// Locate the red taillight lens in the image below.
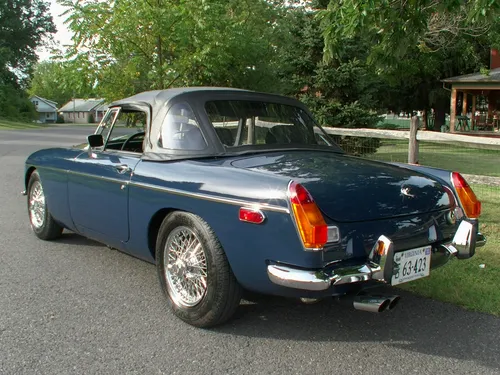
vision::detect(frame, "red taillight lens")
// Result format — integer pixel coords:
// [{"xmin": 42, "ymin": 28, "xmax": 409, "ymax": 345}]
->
[
  {"xmin": 451, "ymin": 172, "xmax": 481, "ymax": 218},
  {"xmin": 289, "ymin": 181, "xmax": 327, "ymax": 249},
  {"xmin": 239, "ymin": 207, "xmax": 265, "ymax": 224}
]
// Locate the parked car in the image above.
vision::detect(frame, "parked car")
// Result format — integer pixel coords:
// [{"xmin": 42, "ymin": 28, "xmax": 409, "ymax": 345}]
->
[{"xmin": 23, "ymin": 88, "xmax": 486, "ymax": 327}]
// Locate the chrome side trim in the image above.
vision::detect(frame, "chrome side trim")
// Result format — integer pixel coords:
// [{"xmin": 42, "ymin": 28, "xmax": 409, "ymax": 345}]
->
[
  {"xmin": 67, "ymin": 169, "xmax": 127, "ymax": 185},
  {"xmin": 129, "ymin": 181, "xmax": 290, "ymax": 214},
  {"xmin": 33, "ymin": 166, "xmax": 126, "ymax": 185},
  {"xmin": 30, "ymin": 166, "xmax": 289, "ymax": 213}
]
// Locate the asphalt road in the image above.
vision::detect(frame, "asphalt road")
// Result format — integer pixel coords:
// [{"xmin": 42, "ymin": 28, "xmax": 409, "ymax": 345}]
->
[{"xmin": 1, "ymin": 126, "xmax": 500, "ymax": 375}]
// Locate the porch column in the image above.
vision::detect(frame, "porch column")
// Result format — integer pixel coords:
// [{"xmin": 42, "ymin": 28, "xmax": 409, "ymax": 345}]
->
[
  {"xmin": 450, "ymin": 88, "xmax": 457, "ymax": 133},
  {"xmin": 472, "ymin": 95, "xmax": 477, "ymax": 130},
  {"xmin": 462, "ymin": 92, "xmax": 468, "ymax": 115}
]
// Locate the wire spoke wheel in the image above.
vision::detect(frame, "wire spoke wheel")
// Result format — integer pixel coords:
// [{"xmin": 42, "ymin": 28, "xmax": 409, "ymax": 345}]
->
[
  {"xmin": 28, "ymin": 180, "xmax": 46, "ymax": 229},
  {"xmin": 164, "ymin": 226, "xmax": 208, "ymax": 307}
]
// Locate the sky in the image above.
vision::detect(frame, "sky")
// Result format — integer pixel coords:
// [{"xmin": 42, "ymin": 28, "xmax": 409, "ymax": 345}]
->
[{"xmin": 36, "ymin": 0, "xmax": 73, "ymax": 61}]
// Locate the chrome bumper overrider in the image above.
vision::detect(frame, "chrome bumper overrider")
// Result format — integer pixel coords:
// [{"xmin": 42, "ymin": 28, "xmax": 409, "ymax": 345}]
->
[{"xmin": 268, "ymin": 220, "xmax": 486, "ymax": 291}]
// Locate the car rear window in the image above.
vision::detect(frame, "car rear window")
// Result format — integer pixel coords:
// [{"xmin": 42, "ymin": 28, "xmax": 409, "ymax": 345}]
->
[{"xmin": 205, "ymin": 100, "xmax": 334, "ymax": 149}]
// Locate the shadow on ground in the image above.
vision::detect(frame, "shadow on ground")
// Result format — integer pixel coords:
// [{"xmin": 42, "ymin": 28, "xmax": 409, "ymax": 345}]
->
[{"xmin": 215, "ymin": 289, "xmax": 500, "ymax": 371}]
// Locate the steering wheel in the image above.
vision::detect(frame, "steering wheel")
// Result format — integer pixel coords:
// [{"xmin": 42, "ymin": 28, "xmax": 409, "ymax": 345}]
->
[{"xmin": 121, "ymin": 132, "xmax": 145, "ymax": 151}]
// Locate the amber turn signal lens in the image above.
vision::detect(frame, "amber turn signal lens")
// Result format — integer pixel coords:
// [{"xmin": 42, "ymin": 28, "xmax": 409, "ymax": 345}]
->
[
  {"xmin": 451, "ymin": 172, "xmax": 481, "ymax": 219},
  {"xmin": 289, "ymin": 182, "xmax": 327, "ymax": 249}
]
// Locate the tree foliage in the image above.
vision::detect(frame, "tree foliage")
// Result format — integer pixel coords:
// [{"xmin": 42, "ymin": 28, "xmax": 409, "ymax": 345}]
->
[
  {"xmin": 275, "ymin": 5, "xmax": 383, "ymax": 154},
  {"xmin": 0, "ymin": 0, "xmax": 55, "ymax": 119},
  {"xmin": 59, "ymin": 0, "xmax": 287, "ymax": 101},
  {"xmin": 29, "ymin": 60, "xmax": 97, "ymax": 107},
  {"xmin": 318, "ymin": 0, "xmax": 500, "ymax": 63},
  {"xmin": 316, "ymin": 0, "xmax": 500, "ymax": 129}
]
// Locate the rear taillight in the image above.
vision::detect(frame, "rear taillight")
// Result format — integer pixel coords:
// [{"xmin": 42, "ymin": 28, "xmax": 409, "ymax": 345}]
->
[
  {"xmin": 451, "ymin": 172, "xmax": 481, "ymax": 219},
  {"xmin": 288, "ymin": 181, "xmax": 327, "ymax": 249},
  {"xmin": 443, "ymin": 186, "xmax": 457, "ymax": 208}
]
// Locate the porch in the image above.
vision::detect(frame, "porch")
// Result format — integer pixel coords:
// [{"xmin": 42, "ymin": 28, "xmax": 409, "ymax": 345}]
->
[{"xmin": 442, "ymin": 68, "xmax": 500, "ymax": 134}]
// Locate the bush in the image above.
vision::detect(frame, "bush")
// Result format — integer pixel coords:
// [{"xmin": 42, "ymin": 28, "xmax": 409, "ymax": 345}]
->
[
  {"xmin": 88, "ymin": 113, "xmax": 95, "ymax": 123},
  {"xmin": 56, "ymin": 114, "xmax": 65, "ymax": 123}
]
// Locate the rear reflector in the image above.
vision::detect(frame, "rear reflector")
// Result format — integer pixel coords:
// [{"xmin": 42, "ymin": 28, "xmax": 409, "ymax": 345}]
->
[
  {"xmin": 289, "ymin": 181, "xmax": 327, "ymax": 249},
  {"xmin": 451, "ymin": 172, "xmax": 481, "ymax": 219},
  {"xmin": 239, "ymin": 207, "xmax": 265, "ymax": 224}
]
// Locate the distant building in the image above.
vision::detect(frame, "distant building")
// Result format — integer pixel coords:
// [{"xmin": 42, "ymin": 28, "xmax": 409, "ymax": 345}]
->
[
  {"xmin": 58, "ymin": 99, "xmax": 109, "ymax": 124},
  {"xmin": 29, "ymin": 96, "xmax": 58, "ymax": 123}
]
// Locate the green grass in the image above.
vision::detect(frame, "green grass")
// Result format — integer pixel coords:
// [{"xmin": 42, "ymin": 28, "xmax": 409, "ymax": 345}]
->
[
  {"xmin": 369, "ymin": 140, "xmax": 500, "ymax": 177},
  {"xmin": 399, "ymin": 185, "xmax": 500, "ymax": 316},
  {"xmin": 0, "ymin": 119, "xmax": 51, "ymax": 130}
]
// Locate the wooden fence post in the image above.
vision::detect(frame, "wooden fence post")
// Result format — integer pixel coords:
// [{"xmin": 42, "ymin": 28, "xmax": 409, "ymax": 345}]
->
[{"xmin": 408, "ymin": 115, "xmax": 419, "ymax": 164}]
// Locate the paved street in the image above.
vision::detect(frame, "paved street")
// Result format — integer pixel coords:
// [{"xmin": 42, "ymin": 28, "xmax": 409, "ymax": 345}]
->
[{"xmin": 1, "ymin": 126, "xmax": 500, "ymax": 375}]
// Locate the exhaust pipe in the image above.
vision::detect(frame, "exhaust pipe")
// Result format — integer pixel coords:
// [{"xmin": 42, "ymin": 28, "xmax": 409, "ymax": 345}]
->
[
  {"xmin": 386, "ymin": 295, "xmax": 400, "ymax": 310},
  {"xmin": 352, "ymin": 294, "xmax": 400, "ymax": 313}
]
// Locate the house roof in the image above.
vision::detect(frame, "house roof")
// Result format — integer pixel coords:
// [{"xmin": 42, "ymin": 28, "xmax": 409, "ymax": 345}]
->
[
  {"xmin": 29, "ymin": 95, "xmax": 58, "ymax": 110},
  {"xmin": 442, "ymin": 68, "xmax": 500, "ymax": 83},
  {"xmin": 94, "ymin": 102, "xmax": 110, "ymax": 112},
  {"xmin": 59, "ymin": 98, "xmax": 104, "ymax": 112}
]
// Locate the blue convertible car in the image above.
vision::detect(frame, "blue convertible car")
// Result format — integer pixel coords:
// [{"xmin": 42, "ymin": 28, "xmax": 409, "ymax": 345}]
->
[{"xmin": 24, "ymin": 88, "xmax": 485, "ymax": 327}]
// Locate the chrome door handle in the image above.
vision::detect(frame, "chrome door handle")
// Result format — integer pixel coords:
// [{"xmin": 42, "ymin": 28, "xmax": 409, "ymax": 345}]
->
[{"xmin": 115, "ymin": 164, "xmax": 131, "ymax": 174}]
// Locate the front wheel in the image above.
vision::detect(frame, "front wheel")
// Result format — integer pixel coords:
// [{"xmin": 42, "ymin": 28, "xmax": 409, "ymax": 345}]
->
[
  {"xmin": 156, "ymin": 212, "xmax": 241, "ymax": 328},
  {"xmin": 27, "ymin": 171, "xmax": 63, "ymax": 240}
]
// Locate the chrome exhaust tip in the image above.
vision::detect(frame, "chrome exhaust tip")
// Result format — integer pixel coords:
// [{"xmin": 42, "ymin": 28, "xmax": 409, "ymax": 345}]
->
[
  {"xmin": 353, "ymin": 295, "xmax": 391, "ymax": 313},
  {"xmin": 386, "ymin": 295, "xmax": 401, "ymax": 310}
]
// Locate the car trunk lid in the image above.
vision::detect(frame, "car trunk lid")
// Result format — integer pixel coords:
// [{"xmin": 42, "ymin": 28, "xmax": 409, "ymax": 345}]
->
[{"xmin": 230, "ymin": 151, "xmax": 451, "ymax": 222}]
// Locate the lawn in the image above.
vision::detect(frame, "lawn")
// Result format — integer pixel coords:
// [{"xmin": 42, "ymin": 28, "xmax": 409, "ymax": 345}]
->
[
  {"xmin": 369, "ymin": 139, "xmax": 500, "ymax": 177},
  {"xmin": 0, "ymin": 119, "xmax": 51, "ymax": 130},
  {"xmin": 399, "ymin": 185, "xmax": 500, "ymax": 316}
]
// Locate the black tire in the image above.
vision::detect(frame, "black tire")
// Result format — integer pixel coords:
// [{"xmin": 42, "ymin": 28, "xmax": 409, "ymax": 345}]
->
[
  {"xmin": 27, "ymin": 171, "xmax": 63, "ymax": 240},
  {"xmin": 156, "ymin": 211, "xmax": 241, "ymax": 328}
]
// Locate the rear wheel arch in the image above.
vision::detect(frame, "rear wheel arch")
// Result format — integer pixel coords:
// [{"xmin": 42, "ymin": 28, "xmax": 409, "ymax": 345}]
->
[
  {"xmin": 25, "ymin": 166, "xmax": 37, "ymax": 189},
  {"xmin": 148, "ymin": 208, "xmax": 178, "ymax": 260}
]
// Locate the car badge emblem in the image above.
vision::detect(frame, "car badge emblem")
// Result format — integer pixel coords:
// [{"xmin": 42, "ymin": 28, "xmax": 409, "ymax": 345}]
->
[{"xmin": 400, "ymin": 186, "xmax": 415, "ymax": 198}]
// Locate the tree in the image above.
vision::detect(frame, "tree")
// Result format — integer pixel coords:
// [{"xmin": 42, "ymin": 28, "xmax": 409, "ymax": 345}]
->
[
  {"xmin": 317, "ymin": 0, "xmax": 500, "ymax": 129},
  {"xmin": 275, "ymin": 4, "xmax": 383, "ymax": 154},
  {"xmin": 29, "ymin": 60, "xmax": 97, "ymax": 107},
  {"xmin": 0, "ymin": 0, "xmax": 55, "ymax": 119},
  {"xmin": 318, "ymin": 0, "xmax": 500, "ymax": 63},
  {"xmin": 59, "ymin": 0, "xmax": 287, "ymax": 101}
]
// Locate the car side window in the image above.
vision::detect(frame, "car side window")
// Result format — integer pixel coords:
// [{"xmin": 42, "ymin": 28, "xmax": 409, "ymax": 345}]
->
[
  {"xmin": 158, "ymin": 103, "xmax": 207, "ymax": 151},
  {"xmin": 98, "ymin": 108, "xmax": 120, "ymax": 143},
  {"xmin": 102, "ymin": 110, "xmax": 147, "ymax": 153}
]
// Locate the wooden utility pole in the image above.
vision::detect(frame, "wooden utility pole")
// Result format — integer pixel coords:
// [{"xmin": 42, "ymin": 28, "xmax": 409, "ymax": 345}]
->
[{"xmin": 408, "ymin": 114, "xmax": 419, "ymax": 164}]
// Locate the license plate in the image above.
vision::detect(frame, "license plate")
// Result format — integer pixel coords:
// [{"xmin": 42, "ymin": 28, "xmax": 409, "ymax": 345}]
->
[{"xmin": 391, "ymin": 246, "xmax": 431, "ymax": 286}]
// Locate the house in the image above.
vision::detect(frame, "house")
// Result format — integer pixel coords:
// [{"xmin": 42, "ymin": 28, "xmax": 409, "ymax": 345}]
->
[
  {"xmin": 29, "ymin": 96, "xmax": 58, "ymax": 123},
  {"xmin": 58, "ymin": 98, "xmax": 108, "ymax": 124}
]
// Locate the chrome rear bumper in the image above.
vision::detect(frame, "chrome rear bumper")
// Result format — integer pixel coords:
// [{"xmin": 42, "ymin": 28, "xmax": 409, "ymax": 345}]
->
[{"xmin": 268, "ymin": 220, "xmax": 485, "ymax": 292}]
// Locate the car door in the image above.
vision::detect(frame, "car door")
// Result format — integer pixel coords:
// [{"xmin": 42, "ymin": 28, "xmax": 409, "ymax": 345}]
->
[{"xmin": 67, "ymin": 107, "xmax": 144, "ymax": 244}]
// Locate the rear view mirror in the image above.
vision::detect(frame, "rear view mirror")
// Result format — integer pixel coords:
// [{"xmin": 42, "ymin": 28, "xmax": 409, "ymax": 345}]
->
[{"xmin": 87, "ymin": 134, "xmax": 104, "ymax": 148}]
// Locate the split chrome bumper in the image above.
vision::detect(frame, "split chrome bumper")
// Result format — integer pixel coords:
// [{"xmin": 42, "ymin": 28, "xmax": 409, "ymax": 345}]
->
[{"xmin": 267, "ymin": 220, "xmax": 486, "ymax": 292}]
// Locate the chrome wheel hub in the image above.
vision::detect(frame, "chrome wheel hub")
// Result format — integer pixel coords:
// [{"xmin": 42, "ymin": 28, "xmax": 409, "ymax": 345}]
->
[
  {"xmin": 29, "ymin": 181, "xmax": 45, "ymax": 229},
  {"xmin": 164, "ymin": 226, "xmax": 208, "ymax": 307}
]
